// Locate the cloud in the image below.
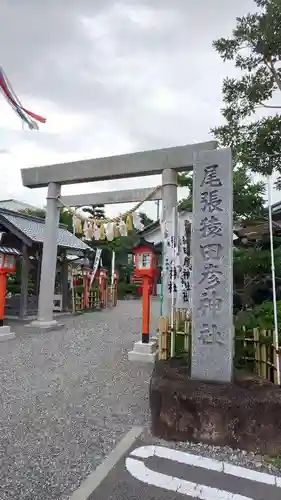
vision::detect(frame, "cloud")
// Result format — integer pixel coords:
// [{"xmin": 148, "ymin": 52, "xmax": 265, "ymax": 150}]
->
[{"xmin": 2, "ymin": 0, "xmax": 274, "ymax": 218}]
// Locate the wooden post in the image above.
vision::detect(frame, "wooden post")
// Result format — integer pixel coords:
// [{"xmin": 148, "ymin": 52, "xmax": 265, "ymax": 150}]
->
[
  {"xmin": 184, "ymin": 319, "xmax": 190, "ymax": 354},
  {"xmin": 157, "ymin": 316, "xmax": 168, "ymax": 360},
  {"xmin": 0, "ymin": 273, "xmax": 7, "ymax": 326},
  {"xmin": 104, "ymin": 275, "xmax": 107, "ymax": 307},
  {"xmin": 83, "ymin": 271, "xmax": 89, "ymax": 309},
  {"xmin": 273, "ymin": 335, "xmax": 279, "ymax": 385},
  {"xmin": 158, "ymin": 318, "xmax": 162, "ymax": 360},
  {"xmin": 70, "ymin": 266, "xmax": 76, "ymax": 314},
  {"xmin": 260, "ymin": 330, "xmax": 268, "ymax": 380},
  {"xmin": 111, "ymin": 285, "xmax": 115, "ymax": 307},
  {"xmin": 163, "ymin": 317, "xmax": 169, "ymax": 360},
  {"xmin": 35, "ymin": 252, "xmax": 42, "ymax": 296},
  {"xmin": 253, "ymin": 328, "xmax": 261, "ymax": 376},
  {"xmin": 61, "ymin": 252, "xmax": 69, "ymax": 312},
  {"xmin": 19, "ymin": 244, "xmax": 29, "ymax": 319}
]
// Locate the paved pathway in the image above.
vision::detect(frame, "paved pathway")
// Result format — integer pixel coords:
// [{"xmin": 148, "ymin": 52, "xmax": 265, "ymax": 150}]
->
[
  {"xmin": 0, "ymin": 300, "xmax": 159, "ymax": 500},
  {"xmin": 72, "ymin": 428, "xmax": 281, "ymax": 500}
]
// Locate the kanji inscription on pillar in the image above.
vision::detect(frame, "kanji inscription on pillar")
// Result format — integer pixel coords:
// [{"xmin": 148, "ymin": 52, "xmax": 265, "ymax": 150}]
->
[{"xmin": 191, "ymin": 149, "xmax": 233, "ymax": 382}]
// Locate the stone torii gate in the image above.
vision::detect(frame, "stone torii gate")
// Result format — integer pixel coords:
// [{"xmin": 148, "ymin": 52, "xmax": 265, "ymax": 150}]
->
[{"xmin": 21, "ymin": 140, "xmax": 233, "ymax": 383}]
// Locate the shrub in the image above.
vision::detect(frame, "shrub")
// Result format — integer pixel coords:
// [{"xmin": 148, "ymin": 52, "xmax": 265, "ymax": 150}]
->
[
  {"xmin": 73, "ymin": 284, "xmax": 84, "ymax": 295},
  {"xmin": 117, "ymin": 282, "xmax": 138, "ymax": 299},
  {"xmin": 235, "ymin": 300, "xmax": 281, "ymax": 333},
  {"xmin": 7, "ymin": 283, "xmax": 35, "ymax": 295},
  {"xmin": 234, "ymin": 300, "xmax": 281, "ymax": 373}
]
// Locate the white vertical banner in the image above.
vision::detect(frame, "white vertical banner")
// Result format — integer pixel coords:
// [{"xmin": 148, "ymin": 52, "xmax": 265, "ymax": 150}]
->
[
  {"xmin": 161, "ymin": 213, "xmax": 177, "ymax": 310},
  {"xmin": 111, "ymin": 250, "xmax": 116, "ymax": 286},
  {"xmin": 175, "ymin": 216, "xmax": 192, "ymax": 310},
  {"xmin": 161, "ymin": 213, "xmax": 192, "ymax": 312},
  {"xmin": 89, "ymin": 248, "xmax": 102, "ymax": 289}
]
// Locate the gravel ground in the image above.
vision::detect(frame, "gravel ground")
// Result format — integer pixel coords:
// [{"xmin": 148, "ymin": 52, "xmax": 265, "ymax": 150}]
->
[
  {"xmin": 0, "ymin": 300, "xmax": 159, "ymax": 500},
  {"xmin": 1, "ymin": 299, "xmax": 280, "ymax": 500}
]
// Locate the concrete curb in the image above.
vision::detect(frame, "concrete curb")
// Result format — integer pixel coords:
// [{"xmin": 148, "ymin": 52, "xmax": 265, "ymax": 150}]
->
[{"xmin": 69, "ymin": 426, "xmax": 143, "ymax": 500}]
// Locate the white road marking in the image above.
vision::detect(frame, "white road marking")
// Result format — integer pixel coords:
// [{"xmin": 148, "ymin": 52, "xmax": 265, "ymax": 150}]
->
[
  {"xmin": 131, "ymin": 445, "xmax": 223, "ymax": 472},
  {"xmin": 126, "ymin": 445, "xmax": 281, "ymax": 498},
  {"xmin": 130, "ymin": 445, "xmax": 281, "ymax": 487},
  {"xmin": 126, "ymin": 457, "xmax": 253, "ymax": 499}
]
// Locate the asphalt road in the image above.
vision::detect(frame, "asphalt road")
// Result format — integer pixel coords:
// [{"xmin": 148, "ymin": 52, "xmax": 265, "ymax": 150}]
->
[{"xmin": 72, "ymin": 428, "xmax": 281, "ymax": 500}]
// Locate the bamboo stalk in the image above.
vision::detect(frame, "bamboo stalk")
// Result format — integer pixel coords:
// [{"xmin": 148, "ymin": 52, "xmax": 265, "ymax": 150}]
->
[
  {"xmin": 163, "ymin": 317, "xmax": 169, "ymax": 360},
  {"xmin": 157, "ymin": 317, "xmax": 165, "ymax": 361},
  {"xmin": 260, "ymin": 330, "xmax": 267, "ymax": 379},
  {"xmin": 158, "ymin": 327, "xmax": 163, "ymax": 361},
  {"xmin": 253, "ymin": 328, "xmax": 261, "ymax": 376},
  {"xmin": 273, "ymin": 337, "xmax": 279, "ymax": 385},
  {"xmin": 170, "ymin": 320, "xmax": 175, "ymax": 359},
  {"xmin": 184, "ymin": 319, "xmax": 189, "ymax": 353},
  {"xmin": 155, "ymin": 317, "xmax": 276, "ymax": 384},
  {"xmin": 241, "ymin": 325, "xmax": 247, "ymax": 369}
]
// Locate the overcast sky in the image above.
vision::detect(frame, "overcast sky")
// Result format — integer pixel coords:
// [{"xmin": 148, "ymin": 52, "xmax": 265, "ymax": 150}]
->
[{"xmin": 0, "ymin": 0, "xmax": 275, "ymax": 218}]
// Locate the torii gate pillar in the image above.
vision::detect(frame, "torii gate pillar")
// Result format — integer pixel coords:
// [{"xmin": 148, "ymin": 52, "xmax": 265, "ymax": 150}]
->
[{"xmin": 29, "ymin": 182, "xmax": 62, "ymax": 330}]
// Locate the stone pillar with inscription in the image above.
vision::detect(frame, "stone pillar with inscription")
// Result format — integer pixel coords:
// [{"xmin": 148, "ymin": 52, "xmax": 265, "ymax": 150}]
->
[{"xmin": 191, "ymin": 148, "xmax": 233, "ymax": 383}]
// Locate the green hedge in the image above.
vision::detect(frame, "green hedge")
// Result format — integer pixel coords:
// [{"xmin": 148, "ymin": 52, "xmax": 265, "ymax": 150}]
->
[
  {"xmin": 234, "ymin": 300, "xmax": 281, "ymax": 371},
  {"xmin": 74, "ymin": 284, "xmax": 84, "ymax": 295},
  {"xmin": 117, "ymin": 282, "xmax": 138, "ymax": 299},
  {"xmin": 7, "ymin": 283, "xmax": 35, "ymax": 295},
  {"xmin": 235, "ymin": 300, "xmax": 281, "ymax": 334}
]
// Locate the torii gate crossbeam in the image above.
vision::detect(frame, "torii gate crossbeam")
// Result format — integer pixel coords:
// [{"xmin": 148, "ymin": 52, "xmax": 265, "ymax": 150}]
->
[{"xmin": 21, "ymin": 141, "xmax": 217, "ymax": 187}]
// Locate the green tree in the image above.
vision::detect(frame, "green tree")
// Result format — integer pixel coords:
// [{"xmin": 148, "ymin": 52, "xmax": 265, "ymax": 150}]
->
[
  {"xmin": 212, "ymin": 0, "xmax": 281, "ymax": 185},
  {"xmin": 178, "ymin": 165, "xmax": 265, "ymax": 221},
  {"xmin": 59, "ymin": 209, "xmax": 75, "ymax": 232},
  {"xmin": 138, "ymin": 211, "xmax": 154, "ymax": 227},
  {"xmin": 20, "ymin": 207, "xmax": 74, "ymax": 232},
  {"xmin": 233, "ymin": 236, "xmax": 281, "ymax": 310},
  {"xmin": 81, "ymin": 204, "xmax": 106, "ymax": 220}
]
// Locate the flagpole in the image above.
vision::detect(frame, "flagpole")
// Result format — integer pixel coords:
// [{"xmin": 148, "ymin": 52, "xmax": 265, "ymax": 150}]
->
[
  {"xmin": 160, "ymin": 215, "xmax": 164, "ymax": 316},
  {"xmin": 268, "ymin": 174, "xmax": 280, "ymax": 385},
  {"xmin": 71, "ymin": 215, "xmax": 76, "ymax": 314}
]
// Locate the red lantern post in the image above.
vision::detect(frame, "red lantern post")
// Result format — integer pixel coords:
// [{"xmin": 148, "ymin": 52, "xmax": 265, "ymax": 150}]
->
[
  {"xmin": 83, "ymin": 269, "xmax": 89, "ymax": 309},
  {"xmin": 98, "ymin": 269, "xmax": 108, "ymax": 308},
  {"xmin": 133, "ymin": 242, "xmax": 157, "ymax": 344},
  {"xmin": 0, "ymin": 248, "xmax": 20, "ymax": 337}
]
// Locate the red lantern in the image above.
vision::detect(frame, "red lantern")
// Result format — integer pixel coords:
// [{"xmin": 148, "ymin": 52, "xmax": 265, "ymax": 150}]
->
[
  {"xmin": 133, "ymin": 241, "xmax": 157, "ymax": 344},
  {"xmin": 0, "ymin": 247, "xmax": 21, "ymax": 326},
  {"xmin": 0, "ymin": 252, "xmax": 17, "ymax": 274}
]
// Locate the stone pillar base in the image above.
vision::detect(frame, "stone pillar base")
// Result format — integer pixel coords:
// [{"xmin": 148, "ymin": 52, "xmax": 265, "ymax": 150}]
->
[
  {"xmin": 150, "ymin": 358, "xmax": 281, "ymax": 455},
  {"xmin": 25, "ymin": 319, "xmax": 64, "ymax": 333},
  {"xmin": 0, "ymin": 325, "xmax": 16, "ymax": 342},
  {"xmin": 128, "ymin": 340, "xmax": 157, "ymax": 363}
]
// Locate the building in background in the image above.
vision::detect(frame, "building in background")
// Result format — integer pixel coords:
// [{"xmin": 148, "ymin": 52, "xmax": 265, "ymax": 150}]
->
[{"xmin": 0, "ymin": 199, "xmax": 42, "ymax": 213}]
